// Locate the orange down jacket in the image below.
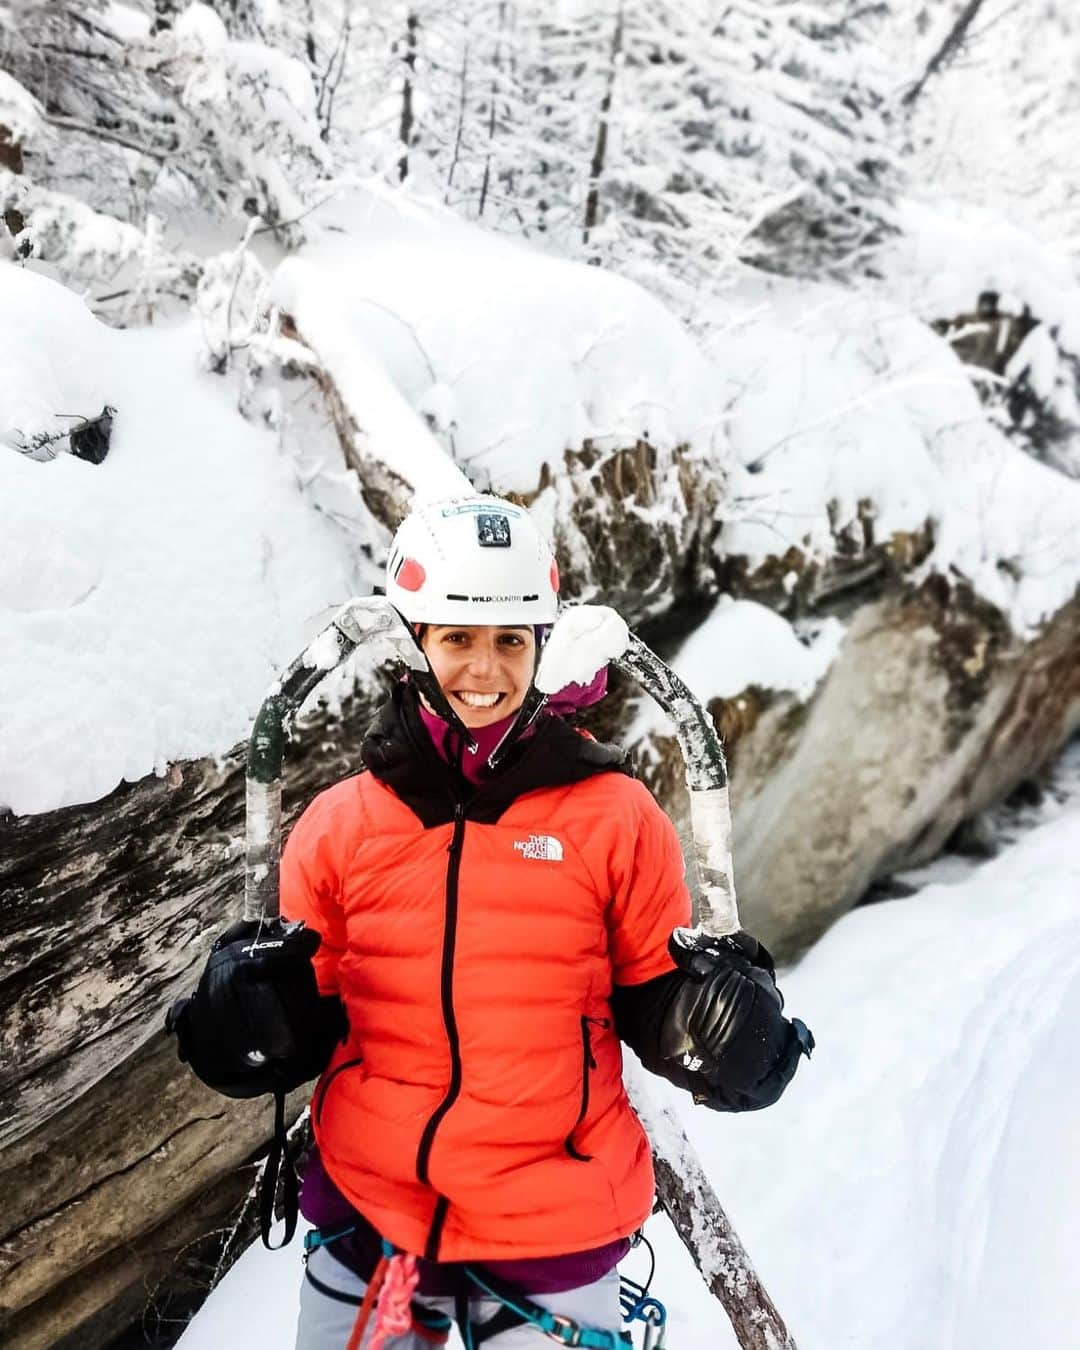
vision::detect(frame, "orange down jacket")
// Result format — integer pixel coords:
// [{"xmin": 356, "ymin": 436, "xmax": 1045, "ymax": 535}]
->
[{"xmin": 280, "ymin": 688, "xmax": 691, "ymax": 1262}]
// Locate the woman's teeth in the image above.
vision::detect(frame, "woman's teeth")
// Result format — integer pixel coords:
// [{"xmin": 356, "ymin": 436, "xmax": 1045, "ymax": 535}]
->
[{"xmin": 456, "ymin": 691, "xmax": 503, "ymax": 708}]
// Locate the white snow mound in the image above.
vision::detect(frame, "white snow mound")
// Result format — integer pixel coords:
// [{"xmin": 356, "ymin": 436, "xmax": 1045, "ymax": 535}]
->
[
  {"xmin": 269, "ymin": 182, "xmax": 726, "ymax": 497},
  {"xmin": 709, "ymin": 277, "xmax": 1080, "ymax": 634},
  {"xmin": 0, "ymin": 263, "xmax": 358, "ymax": 815}
]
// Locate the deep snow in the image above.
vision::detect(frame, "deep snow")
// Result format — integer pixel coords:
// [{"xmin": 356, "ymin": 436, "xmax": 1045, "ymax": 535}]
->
[
  {"xmin": 6, "ymin": 188, "xmax": 1080, "ymax": 816},
  {"xmin": 0, "ymin": 263, "xmax": 359, "ymax": 815}
]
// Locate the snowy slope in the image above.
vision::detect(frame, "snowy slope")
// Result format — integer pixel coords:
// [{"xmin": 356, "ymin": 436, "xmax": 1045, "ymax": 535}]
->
[
  {"xmin": 0, "ymin": 263, "xmax": 360, "ymax": 815},
  {"xmin": 176, "ymin": 784, "xmax": 1080, "ymax": 1350},
  {"xmin": 6, "ymin": 195, "xmax": 1080, "ymax": 818},
  {"xmin": 268, "ymin": 182, "xmax": 726, "ymax": 496}
]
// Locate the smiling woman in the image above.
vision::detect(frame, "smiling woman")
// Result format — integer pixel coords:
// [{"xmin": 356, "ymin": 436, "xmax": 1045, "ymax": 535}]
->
[
  {"xmin": 420, "ymin": 624, "xmax": 536, "ymax": 728},
  {"xmin": 168, "ymin": 492, "xmax": 809, "ymax": 1350}
]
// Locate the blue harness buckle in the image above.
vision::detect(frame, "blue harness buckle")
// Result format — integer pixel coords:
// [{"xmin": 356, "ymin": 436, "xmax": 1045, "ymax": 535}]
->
[{"xmin": 546, "ymin": 1313, "xmax": 584, "ymax": 1347}]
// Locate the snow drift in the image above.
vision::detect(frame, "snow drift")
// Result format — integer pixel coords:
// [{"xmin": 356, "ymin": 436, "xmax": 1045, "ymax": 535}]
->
[{"xmin": 0, "ymin": 263, "xmax": 357, "ymax": 815}]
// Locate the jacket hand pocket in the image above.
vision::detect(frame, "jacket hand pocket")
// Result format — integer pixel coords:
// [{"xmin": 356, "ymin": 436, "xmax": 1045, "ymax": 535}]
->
[{"xmin": 564, "ymin": 1015, "xmax": 609, "ymax": 1161}]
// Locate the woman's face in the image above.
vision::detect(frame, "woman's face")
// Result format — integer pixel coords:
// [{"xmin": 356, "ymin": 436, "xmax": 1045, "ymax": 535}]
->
[{"xmin": 421, "ymin": 624, "xmax": 536, "ymax": 729}]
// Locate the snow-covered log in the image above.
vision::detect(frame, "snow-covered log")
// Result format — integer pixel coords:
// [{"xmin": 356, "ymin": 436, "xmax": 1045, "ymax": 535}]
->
[{"xmin": 626, "ymin": 1061, "xmax": 797, "ymax": 1350}]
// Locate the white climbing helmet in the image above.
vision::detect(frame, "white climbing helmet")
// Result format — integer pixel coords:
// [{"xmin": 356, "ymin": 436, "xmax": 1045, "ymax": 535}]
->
[{"xmin": 386, "ymin": 494, "xmax": 560, "ymax": 625}]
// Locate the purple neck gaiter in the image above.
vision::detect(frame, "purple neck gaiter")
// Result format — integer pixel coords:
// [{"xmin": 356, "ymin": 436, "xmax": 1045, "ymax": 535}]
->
[
  {"xmin": 415, "ymin": 666, "xmax": 608, "ymax": 786},
  {"xmin": 417, "ymin": 701, "xmax": 523, "ymax": 785}
]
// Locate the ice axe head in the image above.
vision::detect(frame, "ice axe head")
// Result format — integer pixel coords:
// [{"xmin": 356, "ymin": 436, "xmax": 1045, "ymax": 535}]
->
[{"xmin": 332, "ymin": 597, "xmax": 478, "ymax": 751}]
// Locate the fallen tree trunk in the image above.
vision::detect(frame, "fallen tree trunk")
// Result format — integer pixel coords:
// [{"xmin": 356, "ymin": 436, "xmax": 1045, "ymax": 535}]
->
[
  {"xmin": 0, "ymin": 690, "xmax": 379, "ymax": 1348},
  {"xmin": 626, "ymin": 1063, "xmax": 798, "ymax": 1350}
]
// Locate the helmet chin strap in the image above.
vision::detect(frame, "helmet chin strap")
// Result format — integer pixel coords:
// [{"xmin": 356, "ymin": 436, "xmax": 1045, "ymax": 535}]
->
[
  {"xmin": 404, "ymin": 625, "xmax": 480, "ymax": 753},
  {"xmin": 485, "ymin": 631, "xmax": 550, "ymax": 771}
]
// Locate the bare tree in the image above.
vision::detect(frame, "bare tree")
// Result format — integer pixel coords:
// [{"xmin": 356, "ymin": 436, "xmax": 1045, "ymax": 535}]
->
[
  {"xmin": 902, "ymin": 0, "xmax": 990, "ymax": 107},
  {"xmin": 583, "ymin": 2, "xmax": 623, "ymax": 243},
  {"xmin": 398, "ymin": 11, "xmax": 419, "ymax": 182}
]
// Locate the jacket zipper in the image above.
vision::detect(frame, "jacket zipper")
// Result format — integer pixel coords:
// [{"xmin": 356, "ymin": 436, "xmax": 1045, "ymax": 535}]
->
[
  {"xmin": 313, "ymin": 1054, "xmax": 365, "ymax": 1128},
  {"xmin": 565, "ymin": 1015, "xmax": 609, "ymax": 1161},
  {"xmin": 415, "ymin": 802, "xmax": 466, "ymax": 1201}
]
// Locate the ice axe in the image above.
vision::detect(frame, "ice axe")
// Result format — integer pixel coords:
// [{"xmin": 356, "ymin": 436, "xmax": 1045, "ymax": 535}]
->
[
  {"xmin": 534, "ymin": 605, "xmax": 799, "ymax": 1350},
  {"xmin": 243, "ymin": 597, "xmax": 798, "ymax": 1349}
]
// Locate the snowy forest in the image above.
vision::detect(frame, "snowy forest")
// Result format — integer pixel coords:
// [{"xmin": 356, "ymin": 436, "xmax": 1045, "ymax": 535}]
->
[{"xmin": 2, "ymin": 0, "xmax": 1079, "ymax": 1347}]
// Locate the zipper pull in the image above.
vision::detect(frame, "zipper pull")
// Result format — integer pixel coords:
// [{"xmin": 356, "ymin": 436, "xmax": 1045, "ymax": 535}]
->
[
  {"xmin": 582, "ymin": 1016, "xmax": 598, "ymax": 1069},
  {"xmin": 447, "ymin": 801, "xmax": 465, "ymax": 853}
]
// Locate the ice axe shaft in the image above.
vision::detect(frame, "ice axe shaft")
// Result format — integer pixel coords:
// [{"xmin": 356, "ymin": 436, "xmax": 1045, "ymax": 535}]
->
[
  {"xmin": 614, "ymin": 633, "xmax": 738, "ymax": 939},
  {"xmin": 539, "ymin": 608, "xmax": 795, "ymax": 1350},
  {"xmin": 243, "ymin": 598, "xmax": 474, "ymax": 922}
]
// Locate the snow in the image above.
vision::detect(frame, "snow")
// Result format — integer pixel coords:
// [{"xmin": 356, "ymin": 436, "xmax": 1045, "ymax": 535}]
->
[
  {"xmin": 887, "ymin": 198, "xmax": 1080, "ymax": 353},
  {"xmin": 629, "ymin": 597, "xmax": 843, "ymax": 743},
  {"xmin": 6, "ymin": 188, "xmax": 1080, "ymax": 822},
  {"xmin": 535, "ymin": 604, "xmax": 630, "ymax": 693},
  {"xmin": 0, "ymin": 70, "xmax": 42, "ymax": 147},
  {"xmin": 178, "ymin": 779, "xmax": 1080, "ymax": 1350},
  {"xmin": 0, "ymin": 263, "xmax": 358, "ymax": 815},
  {"xmin": 99, "ymin": 1, "xmax": 152, "ymax": 45},
  {"xmin": 268, "ymin": 181, "xmax": 725, "ymax": 496},
  {"xmin": 174, "ymin": 3, "xmax": 229, "ymax": 57},
  {"xmin": 710, "ymin": 271, "xmax": 1080, "ymax": 634}
]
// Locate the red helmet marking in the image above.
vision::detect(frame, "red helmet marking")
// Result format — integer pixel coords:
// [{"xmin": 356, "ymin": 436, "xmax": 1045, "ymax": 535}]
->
[
  {"xmin": 550, "ymin": 560, "xmax": 560, "ymax": 593},
  {"xmin": 398, "ymin": 558, "xmax": 426, "ymax": 592}
]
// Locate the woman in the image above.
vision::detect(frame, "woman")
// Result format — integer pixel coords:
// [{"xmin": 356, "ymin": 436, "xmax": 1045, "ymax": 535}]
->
[{"xmin": 172, "ymin": 494, "xmax": 810, "ymax": 1350}]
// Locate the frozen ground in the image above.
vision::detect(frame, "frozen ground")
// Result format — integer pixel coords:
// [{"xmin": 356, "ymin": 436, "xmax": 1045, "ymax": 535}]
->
[{"xmin": 177, "ymin": 759, "xmax": 1080, "ymax": 1350}]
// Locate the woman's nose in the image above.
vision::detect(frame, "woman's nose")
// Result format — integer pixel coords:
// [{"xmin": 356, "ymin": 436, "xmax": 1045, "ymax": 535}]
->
[{"xmin": 466, "ymin": 642, "xmax": 498, "ymax": 677}]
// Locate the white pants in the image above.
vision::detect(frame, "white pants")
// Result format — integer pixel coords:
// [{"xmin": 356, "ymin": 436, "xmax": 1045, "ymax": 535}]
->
[{"xmin": 296, "ymin": 1245, "xmax": 625, "ymax": 1350}]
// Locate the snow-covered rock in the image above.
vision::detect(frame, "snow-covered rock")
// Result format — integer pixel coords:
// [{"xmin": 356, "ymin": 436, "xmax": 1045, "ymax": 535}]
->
[
  {"xmin": 267, "ymin": 182, "xmax": 727, "ymax": 621},
  {"xmin": 0, "ymin": 262, "xmax": 360, "ymax": 816}
]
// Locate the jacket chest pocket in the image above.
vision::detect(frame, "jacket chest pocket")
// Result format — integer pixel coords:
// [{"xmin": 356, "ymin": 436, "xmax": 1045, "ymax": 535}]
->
[{"xmin": 564, "ymin": 1015, "xmax": 609, "ymax": 1162}]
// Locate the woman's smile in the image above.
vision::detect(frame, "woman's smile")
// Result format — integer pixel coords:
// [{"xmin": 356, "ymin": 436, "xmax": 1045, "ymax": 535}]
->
[{"xmin": 422, "ymin": 624, "xmax": 536, "ymax": 727}]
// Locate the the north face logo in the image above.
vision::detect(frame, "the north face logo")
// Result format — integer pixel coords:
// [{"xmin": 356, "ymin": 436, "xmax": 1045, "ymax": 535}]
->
[{"xmin": 513, "ymin": 834, "xmax": 564, "ymax": 861}]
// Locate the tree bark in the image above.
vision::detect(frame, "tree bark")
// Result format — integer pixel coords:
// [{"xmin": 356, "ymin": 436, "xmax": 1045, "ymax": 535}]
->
[
  {"xmin": 0, "ymin": 690, "xmax": 380, "ymax": 1347},
  {"xmin": 398, "ymin": 12, "xmax": 419, "ymax": 183},
  {"xmin": 445, "ymin": 21, "xmax": 472, "ymax": 200},
  {"xmin": 583, "ymin": 3, "xmax": 623, "ymax": 244},
  {"xmin": 902, "ymin": 0, "xmax": 988, "ymax": 107},
  {"xmin": 478, "ymin": 2, "xmax": 507, "ymax": 217}
]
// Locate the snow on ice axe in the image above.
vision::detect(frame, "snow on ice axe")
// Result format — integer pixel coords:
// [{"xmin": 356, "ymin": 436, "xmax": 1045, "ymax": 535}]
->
[{"xmin": 536, "ymin": 605, "xmax": 799, "ymax": 1350}]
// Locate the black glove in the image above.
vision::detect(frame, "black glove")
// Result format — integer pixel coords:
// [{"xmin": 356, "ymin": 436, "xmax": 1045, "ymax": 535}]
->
[
  {"xmin": 659, "ymin": 929, "xmax": 813, "ymax": 1111},
  {"xmin": 165, "ymin": 917, "xmax": 348, "ymax": 1099}
]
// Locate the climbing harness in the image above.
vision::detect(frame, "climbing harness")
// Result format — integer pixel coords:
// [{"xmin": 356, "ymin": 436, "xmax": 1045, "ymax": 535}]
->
[{"xmin": 302, "ymin": 1225, "xmax": 669, "ymax": 1350}]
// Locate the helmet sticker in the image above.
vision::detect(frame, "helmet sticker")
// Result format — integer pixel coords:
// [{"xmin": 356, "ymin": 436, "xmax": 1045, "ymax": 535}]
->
[
  {"xmin": 397, "ymin": 558, "xmax": 426, "ymax": 591},
  {"xmin": 476, "ymin": 513, "xmax": 512, "ymax": 548},
  {"xmin": 439, "ymin": 501, "xmax": 524, "ymax": 518}
]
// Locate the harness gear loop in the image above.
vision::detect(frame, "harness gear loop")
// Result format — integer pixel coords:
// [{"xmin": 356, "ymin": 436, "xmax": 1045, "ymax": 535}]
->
[
  {"xmin": 303, "ymin": 1223, "xmax": 357, "ymax": 1256},
  {"xmin": 345, "ymin": 1255, "xmax": 389, "ymax": 1350}
]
